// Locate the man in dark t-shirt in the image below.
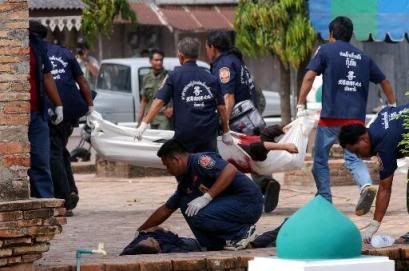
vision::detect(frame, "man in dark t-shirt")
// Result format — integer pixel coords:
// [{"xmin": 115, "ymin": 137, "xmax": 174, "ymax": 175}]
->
[
  {"xmin": 339, "ymin": 104, "xmax": 409, "ymax": 242},
  {"xmin": 136, "ymin": 140, "xmax": 263, "ymax": 251},
  {"xmin": 296, "ymin": 16, "xmax": 396, "ymax": 216}
]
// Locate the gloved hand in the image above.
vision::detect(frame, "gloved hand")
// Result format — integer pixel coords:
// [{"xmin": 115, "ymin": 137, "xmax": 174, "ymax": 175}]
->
[
  {"xmin": 222, "ymin": 131, "xmax": 234, "ymax": 145},
  {"xmin": 361, "ymin": 220, "xmax": 380, "ymax": 243},
  {"xmin": 135, "ymin": 122, "xmax": 148, "ymax": 141},
  {"xmin": 296, "ymin": 104, "xmax": 307, "ymax": 118},
  {"xmin": 87, "ymin": 106, "xmax": 94, "ymax": 115},
  {"xmin": 185, "ymin": 193, "xmax": 213, "ymax": 217},
  {"xmin": 50, "ymin": 106, "xmax": 63, "ymax": 125}
]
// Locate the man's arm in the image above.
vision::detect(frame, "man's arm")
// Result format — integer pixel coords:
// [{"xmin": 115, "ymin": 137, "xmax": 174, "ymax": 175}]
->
[
  {"xmin": 207, "ymin": 164, "xmax": 237, "ymax": 198},
  {"xmin": 373, "ymin": 175, "xmax": 394, "ymax": 222},
  {"xmin": 75, "ymin": 75, "xmax": 94, "ymax": 106},
  {"xmin": 137, "ymin": 96, "xmax": 147, "ymax": 126},
  {"xmin": 224, "ymin": 94, "xmax": 235, "ymax": 119},
  {"xmin": 142, "ymin": 98, "xmax": 166, "ymax": 124},
  {"xmin": 297, "ymin": 70, "xmax": 317, "ymax": 105},
  {"xmin": 379, "ymin": 80, "xmax": 396, "ymax": 105},
  {"xmin": 43, "ymin": 73, "xmax": 62, "ymax": 106},
  {"xmin": 217, "ymin": 105, "xmax": 230, "ymax": 134},
  {"xmin": 137, "ymin": 204, "xmax": 175, "ymax": 231}
]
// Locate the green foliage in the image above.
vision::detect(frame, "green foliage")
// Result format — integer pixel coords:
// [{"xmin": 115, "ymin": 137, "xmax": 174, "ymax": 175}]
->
[
  {"xmin": 399, "ymin": 97, "xmax": 409, "ymax": 154},
  {"xmin": 81, "ymin": 0, "xmax": 137, "ymax": 44},
  {"xmin": 234, "ymin": 0, "xmax": 316, "ymax": 70}
]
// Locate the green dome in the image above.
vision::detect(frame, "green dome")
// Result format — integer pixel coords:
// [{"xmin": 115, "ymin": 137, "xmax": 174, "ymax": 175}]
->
[{"xmin": 276, "ymin": 196, "xmax": 362, "ymax": 259}]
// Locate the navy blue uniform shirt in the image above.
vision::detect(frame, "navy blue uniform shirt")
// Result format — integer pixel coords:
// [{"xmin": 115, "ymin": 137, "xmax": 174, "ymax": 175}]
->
[
  {"xmin": 307, "ymin": 40, "xmax": 385, "ymax": 120},
  {"xmin": 165, "ymin": 152, "xmax": 263, "ymax": 210},
  {"xmin": 211, "ymin": 52, "xmax": 256, "ymax": 104},
  {"xmin": 47, "ymin": 43, "xmax": 88, "ymax": 121},
  {"xmin": 156, "ymin": 61, "xmax": 224, "ymax": 149},
  {"xmin": 368, "ymin": 104, "xmax": 409, "ymax": 179}
]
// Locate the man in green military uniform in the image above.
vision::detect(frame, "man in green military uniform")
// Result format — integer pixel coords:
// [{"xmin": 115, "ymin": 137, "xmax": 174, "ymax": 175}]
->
[{"xmin": 138, "ymin": 49, "xmax": 172, "ymax": 130}]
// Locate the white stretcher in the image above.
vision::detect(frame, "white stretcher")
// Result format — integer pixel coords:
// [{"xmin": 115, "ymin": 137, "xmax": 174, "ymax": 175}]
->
[{"xmin": 87, "ymin": 111, "xmax": 317, "ymax": 175}]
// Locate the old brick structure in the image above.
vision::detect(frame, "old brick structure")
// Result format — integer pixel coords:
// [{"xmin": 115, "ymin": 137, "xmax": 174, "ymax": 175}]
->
[{"xmin": 0, "ymin": 1, "xmax": 65, "ymax": 270}]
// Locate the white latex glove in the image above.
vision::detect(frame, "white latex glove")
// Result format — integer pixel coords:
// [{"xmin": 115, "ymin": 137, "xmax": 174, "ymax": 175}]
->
[
  {"xmin": 87, "ymin": 106, "xmax": 94, "ymax": 115},
  {"xmin": 135, "ymin": 122, "xmax": 148, "ymax": 141},
  {"xmin": 361, "ymin": 220, "xmax": 380, "ymax": 243},
  {"xmin": 51, "ymin": 106, "xmax": 63, "ymax": 125},
  {"xmin": 185, "ymin": 193, "xmax": 213, "ymax": 217},
  {"xmin": 222, "ymin": 131, "xmax": 234, "ymax": 145},
  {"xmin": 296, "ymin": 104, "xmax": 307, "ymax": 118}
]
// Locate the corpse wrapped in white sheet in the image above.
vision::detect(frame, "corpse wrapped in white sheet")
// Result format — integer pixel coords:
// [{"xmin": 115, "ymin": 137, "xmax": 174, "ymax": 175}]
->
[{"xmin": 87, "ymin": 111, "xmax": 317, "ymax": 175}]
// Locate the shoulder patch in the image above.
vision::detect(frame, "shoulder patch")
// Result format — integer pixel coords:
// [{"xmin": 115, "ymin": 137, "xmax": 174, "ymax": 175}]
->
[
  {"xmin": 219, "ymin": 67, "xmax": 231, "ymax": 84},
  {"xmin": 198, "ymin": 154, "xmax": 216, "ymax": 169}
]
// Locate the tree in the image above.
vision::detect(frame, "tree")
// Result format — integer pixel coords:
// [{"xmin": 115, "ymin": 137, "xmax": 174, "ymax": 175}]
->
[
  {"xmin": 235, "ymin": 0, "xmax": 316, "ymax": 124},
  {"xmin": 81, "ymin": 0, "xmax": 137, "ymax": 58}
]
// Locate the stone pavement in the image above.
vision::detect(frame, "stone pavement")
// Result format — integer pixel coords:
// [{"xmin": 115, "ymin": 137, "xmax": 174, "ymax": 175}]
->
[{"xmin": 35, "ymin": 171, "xmax": 409, "ymax": 269}]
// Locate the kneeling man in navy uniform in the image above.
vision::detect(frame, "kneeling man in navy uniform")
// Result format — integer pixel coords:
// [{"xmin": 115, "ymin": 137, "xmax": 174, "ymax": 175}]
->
[{"xmin": 136, "ymin": 139, "xmax": 263, "ymax": 251}]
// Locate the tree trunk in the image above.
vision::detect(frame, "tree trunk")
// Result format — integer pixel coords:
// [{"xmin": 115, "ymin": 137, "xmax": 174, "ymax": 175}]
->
[
  {"xmin": 98, "ymin": 33, "xmax": 103, "ymax": 62},
  {"xmin": 278, "ymin": 60, "xmax": 291, "ymax": 125}
]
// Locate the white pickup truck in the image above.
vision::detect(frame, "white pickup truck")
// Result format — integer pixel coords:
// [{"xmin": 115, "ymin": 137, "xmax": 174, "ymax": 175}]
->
[{"xmin": 93, "ymin": 57, "xmax": 283, "ymax": 124}]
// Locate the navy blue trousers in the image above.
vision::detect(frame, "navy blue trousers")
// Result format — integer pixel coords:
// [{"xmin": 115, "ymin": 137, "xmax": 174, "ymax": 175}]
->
[
  {"xmin": 179, "ymin": 194, "xmax": 263, "ymax": 250},
  {"xmin": 28, "ymin": 112, "xmax": 54, "ymax": 198}
]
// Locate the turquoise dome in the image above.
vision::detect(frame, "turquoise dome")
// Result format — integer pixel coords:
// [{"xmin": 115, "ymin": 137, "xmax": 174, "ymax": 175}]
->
[{"xmin": 276, "ymin": 196, "xmax": 362, "ymax": 259}]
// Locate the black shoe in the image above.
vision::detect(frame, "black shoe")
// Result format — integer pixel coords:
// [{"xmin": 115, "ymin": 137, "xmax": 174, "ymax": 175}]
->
[
  {"xmin": 224, "ymin": 225, "xmax": 257, "ymax": 251},
  {"xmin": 264, "ymin": 179, "xmax": 280, "ymax": 213},
  {"xmin": 65, "ymin": 192, "xmax": 79, "ymax": 210},
  {"xmin": 66, "ymin": 209, "xmax": 74, "ymax": 217},
  {"xmin": 355, "ymin": 185, "xmax": 377, "ymax": 216}
]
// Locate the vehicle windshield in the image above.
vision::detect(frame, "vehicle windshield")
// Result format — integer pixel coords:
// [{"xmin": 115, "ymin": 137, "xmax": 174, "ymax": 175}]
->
[{"xmin": 96, "ymin": 64, "xmax": 131, "ymax": 93}]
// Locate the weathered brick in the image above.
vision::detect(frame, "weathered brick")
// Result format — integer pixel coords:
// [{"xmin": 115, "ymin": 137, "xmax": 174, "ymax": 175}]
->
[
  {"xmin": 35, "ymin": 234, "xmax": 54, "ymax": 243},
  {"xmin": 4, "ymin": 21, "xmax": 28, "ymax": 30},
  {"xmin": 0, "ymin": 211, "xmax": 23, "ymax": 222},
  {"xmin": 23, "ymin": 208, "xmax": 52, "ymax": 220},
  {"xmin": 2, "ymin": 154, "xmax": 30, "ymax": 167},
  {"xmin": 17, "ymin": 218, "xmax": 43, "ymax": 227},
  {"xmin": 206, "ymin": 257, "xmax": 237, "ymax": 270},
  {"xmin": 6, "ymin": 256, "xmax": 21, "ymax": 265},
  {"xmin": 0, "ymin": 258, "xmax": 7, "ymax": 267},
  {"xmin": 41, "ymin": 199, "xmax": 65, "ymax": 208},
  {"xmin": 21, "ymin": 253, "xmax": 42, "ymax": 263},
  {"xmin": 0, "ymin": 142, "xmax": 29, "ymax": 154},
  {"xmin": 0, "ymin": 248, "xmax": 12, "ymax": 257},
  {"xmin": 172, "ymin": 258, "xmax": 206, "ymax": 271},
  {"xmin": 79, "ymin": 264, "xmax": 105, "ymax": 271},
  {"xmin": 26, "ymin": 226, "xmax": 58, "ymax": 236},
  {"xmin": 105, "ymin": 263, "xmax": 141, "ymax": 271},
  {"xmin": 140, "ymin": 261, "xmax": 172, "ymax": 271},
  {"xmin": 53, "ymin": 208, "xmax": 67, "ymax": 217},
  {"xmin": 13, "ymin": 243, "xmax": 49, "ymax": 255},
  {"xmin": 0, "ymin": 228, "xmax": 25, "ymax": 238},
  {"xmin": 3, "ymin": 237, "xmax": 31, "ymax": 246},
  {"xmin": 8, "ymin": 10, "xmax": 27, "ymax": 20},
  {"xmin": 44, "ymin": 217, "xmax": 67, "ymax": 226},
  {"xmin": 3, "ymin": 101, "xmax": 30, "ymax": 114}
]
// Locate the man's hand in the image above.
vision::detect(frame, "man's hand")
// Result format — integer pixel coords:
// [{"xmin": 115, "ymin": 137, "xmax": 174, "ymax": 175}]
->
[
  {"xmin": 296, "ymin": 104, "xmax": 307, "ymax": 118},
  {"xmin": 285, "ymin": 143, "xmax": 299, "ymax": 154},
  {"xmin": 185, "ymin": 193, "xmax": 213, "ymax": 217},
  {"xmin": 222, "ymin": 131, "xmax": 234, "ymax": 145},
  {"xmin": 135, "ymin": 122, "xmax": 148, "ymax": 141},
  {"xmin": 49, "ymin": 106, "xmax": 63, "ymax": 125},
  {"xmin": 164, "ymin": 107, "xmax": 173, "ymax": 119},
  {"xmin": 361, "ymin": 220, "xmax": 380, "ymax": 243}
]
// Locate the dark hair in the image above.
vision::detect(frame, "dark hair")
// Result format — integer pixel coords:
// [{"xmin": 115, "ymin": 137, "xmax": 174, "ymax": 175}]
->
[
  {"xmin": 157, "ymin": 139, "xmax": 187, "ymax": 158},
  {"xmin": 260, "ymin": 125, "xmax": 284, "ymax": 142},
  {"xmin": 207, "ymin": 31, "xmax": 232, "ymax": 52},
  {"xmin": 29, "ymin": 20, "xmax": 48, "ymax": 39},
  {"xmin": 329, "ymin": 16, "xmax": 354, "ymax": 42},
  {"xmin": 177, "ymin": 37, "xmax": 200, "ymax": 59},
  {"xmin": 339, "ymin": 124, "xmax": 367, "ymax": 148},
  {"xmin": 149, "ymin": 48, "xmax": 164, "ymax": 60}
]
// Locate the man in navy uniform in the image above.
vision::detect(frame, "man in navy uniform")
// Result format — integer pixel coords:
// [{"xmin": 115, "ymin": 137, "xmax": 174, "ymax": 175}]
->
[
  {"xmin": 296, "ymin": 16, "xmax": 396, "ymax": 215},
  {"xmin": 135, "ymin": 37, "xmax": 232, "ymax": 152},
  {"xmin": 32, "ymin": 22, "xmax": 94, "ymax": 214},
  {"xmin": 136, "ymin": 139, "xmax": 263, "ymax": 250},
  {"xmin": 339, "ymin": 105, "xmax": 409, "ymax": 242}
]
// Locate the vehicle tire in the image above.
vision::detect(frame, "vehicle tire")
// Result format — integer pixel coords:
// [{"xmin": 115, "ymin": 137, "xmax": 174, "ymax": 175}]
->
[{"xmin": 70, "ymin": 147, "xmax": 91, "ymax": 162}]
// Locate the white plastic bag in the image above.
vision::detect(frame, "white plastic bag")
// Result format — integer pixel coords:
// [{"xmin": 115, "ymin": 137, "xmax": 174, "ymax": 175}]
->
[{"xmin": 218, "ymin": 115, "xmax": 316, "ymax": 175}]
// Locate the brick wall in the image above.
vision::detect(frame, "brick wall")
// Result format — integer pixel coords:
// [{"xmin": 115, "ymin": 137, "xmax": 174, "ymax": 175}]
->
[{"xmin": 0, "ymin": 0, "xmax": 31, "ymax": 201}]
